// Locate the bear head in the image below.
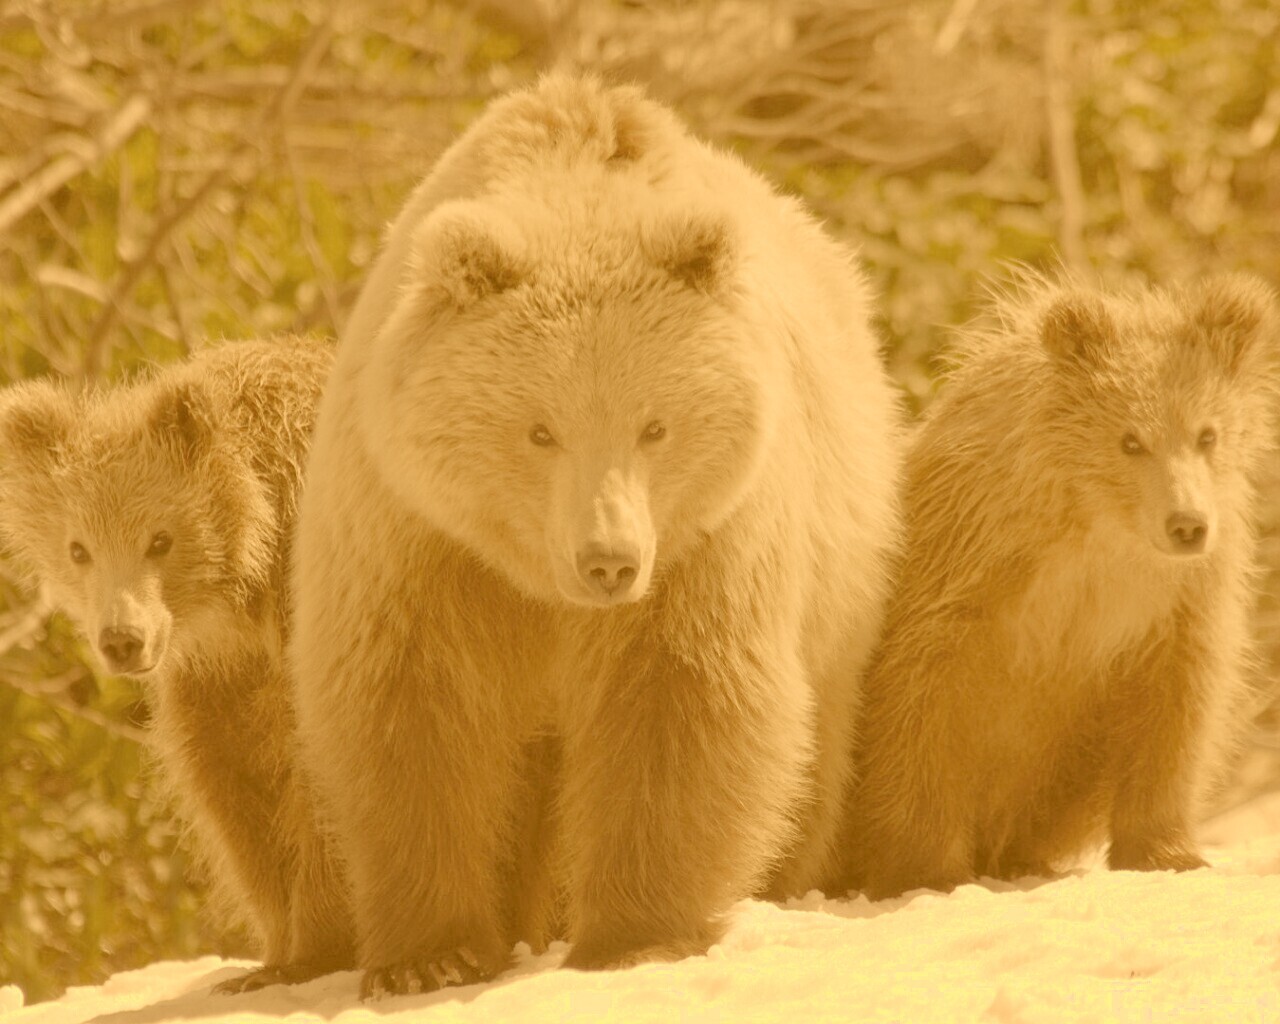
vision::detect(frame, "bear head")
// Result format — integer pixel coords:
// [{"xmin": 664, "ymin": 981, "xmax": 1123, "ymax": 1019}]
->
[
  {"xmin": 1038, "ymin": 273, "xmax": 1280, "ymax": 560},
  {"xmin": 359, "ymin": 195, "xmax": 780, "ymax": 608},
  {"xmin": 0, "ymin": 373, "xmax": 276, "ymax": 677}
]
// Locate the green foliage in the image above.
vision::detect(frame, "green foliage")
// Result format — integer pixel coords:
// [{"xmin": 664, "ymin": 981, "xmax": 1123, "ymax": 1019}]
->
[
  {"xmin": 1076, "ymin": 0, "xmax": 1279, "ymax": 271},
  {"xmin": 0, "ymin": 678, "xmax": 235, "ymax": 1004},
  {"xmin": 0, "ymin": 582, "xmax": 249, "ymax": 1004},
  {"xmin": 795, "ymin": 163, "xmax": 1056, "ymax": 406}
]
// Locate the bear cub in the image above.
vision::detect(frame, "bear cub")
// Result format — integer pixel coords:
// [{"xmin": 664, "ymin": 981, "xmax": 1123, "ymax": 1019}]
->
[
  {"xmin": 841, "ymin": 272, "xmax": 1280, "ymax": 899},
  {"xmin": 0, "ymin": 337, "xmax": 352, "ymax": 991}
]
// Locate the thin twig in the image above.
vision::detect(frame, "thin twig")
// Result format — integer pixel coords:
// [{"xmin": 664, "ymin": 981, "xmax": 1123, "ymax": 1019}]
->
[
  {"xmin": 0, "ymin": 0, "xmax": 210, "ymax": 34},
  {"xmin": 0, "ymin": 591, "xmax": 51, "ymax": 660},
  {"xmin": 283, "ymin": 134, "xmax": 340, "ymax": 330},
  {"xmin": 1043, "ymin": 0, "xmax": 1087, "ymax": 273},
  {"xmin": 0, "ymin": 93, "xmax": 152, "ymax": 236},
  {"xmin": 170, "ymin": 69, "xmax": 479, "ymax": 101},
  {"xmin": 0, "ymin": 84, "xmax": 91, "ymax": 127},
  {"xmin": 935, "ymin": 0, "xmax": 981, "ymax": 54},
  {"xmin": 158, "ymin": 263, "xmax": 192, "ymax": 356},
  {"xmin": 0, "ymin": 668, "xmax": 148, "ymax": 744},
  {"xmin": 36, "ymin": 264, "xmax": 179, "ymax": 341}
]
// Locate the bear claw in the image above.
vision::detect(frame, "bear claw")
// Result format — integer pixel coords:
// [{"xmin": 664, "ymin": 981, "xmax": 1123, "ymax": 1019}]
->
[
  {"xmin": 1109, "ymin": 845, "xmax": 1209, "ymax": 873},
  {"xmin": 212, "ymin": 962, "xmax": 334, "ymax": 995},
  {"xmin": 359, "ymin": 948, "xmax": 491, "ymax": 1001}
]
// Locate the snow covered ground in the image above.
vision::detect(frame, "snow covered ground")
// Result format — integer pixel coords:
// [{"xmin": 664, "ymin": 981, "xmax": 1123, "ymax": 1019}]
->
[{"xmin": 8, "ymin": 793, "xmax": 1280, "ymax": 1024}]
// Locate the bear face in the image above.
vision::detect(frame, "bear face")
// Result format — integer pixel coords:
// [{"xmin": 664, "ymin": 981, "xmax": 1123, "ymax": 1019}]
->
[
  {"xmin": 1039, "ymin": 275, "xmax": 1279, "ymax": 561},
  {"xmin": 0, "ymin": 378, "xmax": 275, "ymax": 676},
  {"xmin": 360, "ymin": 197, "xmax": 780, "ymax": 608}
]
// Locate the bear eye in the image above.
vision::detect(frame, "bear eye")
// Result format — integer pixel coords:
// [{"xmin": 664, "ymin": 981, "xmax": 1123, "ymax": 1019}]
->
[
  {"xmin": 529, "ymin": 424, "xmax": 557, "ymax": 448},
  {"xmin": 1197, "ymin": 427, "xmax": 1217, "ymax": 449},
  {"xmin": 69, "ymin": 541, "xmax": 91, "ymax": 565},
  {"xmin": 1120, "ymin": 433, "xmax": 1146, "ymax": 456},
  {"xmin": 640, "ymin": 420, "xmax": 666, "ymax": 443},
  {"xmin": 147, "ymin": 531, "xmax": 173, "ymax": 557}
]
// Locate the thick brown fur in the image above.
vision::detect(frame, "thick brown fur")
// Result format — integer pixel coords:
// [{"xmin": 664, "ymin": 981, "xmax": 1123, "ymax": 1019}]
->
[
  {"xmin": 292, "ymin": 73, "xmax": 903, "ymax": 998},
  {"xmin": 0, "ymin": 337, "xmax": 354, "ymax": 988},
  {"xmin": 840, "ymin": 270, "xmax": 1280, "ymax": 899}
]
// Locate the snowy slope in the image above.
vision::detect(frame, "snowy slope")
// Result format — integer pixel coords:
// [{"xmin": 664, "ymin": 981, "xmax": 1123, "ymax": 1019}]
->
[{"xmin": 8, "ymin": 794, "xmax": 1280, "ymax": 1024}]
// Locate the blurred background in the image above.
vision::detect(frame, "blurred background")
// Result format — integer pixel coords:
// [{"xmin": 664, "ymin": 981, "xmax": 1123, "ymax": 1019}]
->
[{"xmin": 1, "ymin": 0, "xmax": 1277, "ymax": 1004}]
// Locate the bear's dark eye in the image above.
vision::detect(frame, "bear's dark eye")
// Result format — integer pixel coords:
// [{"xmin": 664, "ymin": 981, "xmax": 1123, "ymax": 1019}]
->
[
  {"xmin": 529, "ymin": 424, "xmax": 557, "ymax": 447},
  {"xmin": 1197, "ymin": 427, "xmax": 1217, "ymax": 449},
  {"xmin": 640, "ymin": 420, "xmax": 666, "ymax": 443},
  {"xmin": 147, "ymin": 532, "xmax": 173, "ymax": 557},
  {"xmin": 69, "ymin": 541, "xmax": 90, "ymax": 565},
  {"xmin": 1120, "ymin": 433, "xmax": 1146, "ymax": 456}
]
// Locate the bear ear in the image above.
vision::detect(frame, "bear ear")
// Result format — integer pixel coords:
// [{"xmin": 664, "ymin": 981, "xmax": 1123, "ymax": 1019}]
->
[
  {"xmin": 1187, "ymin": 273, "xmax": 1279, "ymax": 375},
  {"xmin": 606, "ymin": 99, "xmax": 650, "ymax": 163},
  {"xmin": 411, "ymin": 203, "xmax": 529, "ymax": 311},
  {"xmin": 1040, "ymin": 293, "xmax": 1117, "ymax": 366},
  {"xmin": 0, "ymin": 381, "xmax": 72, "ymax": 468},
  {"xmin": 643, "ymin": 210, "xmax": 737, "ymax": 294},
  {"xmin": 150, "ymin": 379, "xmax": 216, "ymax": 462}
]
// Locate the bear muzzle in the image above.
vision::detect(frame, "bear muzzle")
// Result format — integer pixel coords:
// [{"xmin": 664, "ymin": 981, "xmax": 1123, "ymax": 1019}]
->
[
  {"xmin": 94, "ymin": 584, "xmax": 172, "ymax": 676},
  {"xmin": 1162, "ymin": 510, "xmax": 1212, "ymax": 557},
  {"xmin": 98, "ymin": 624, "xmax": 158, "ymax": 675},
  {"xmin": 576, "ymin": 542, "xmax": 644, "ymax": 601},
  {"xmin": 553, "ymin": 461, "xmax": 656, "ymax": 606}
]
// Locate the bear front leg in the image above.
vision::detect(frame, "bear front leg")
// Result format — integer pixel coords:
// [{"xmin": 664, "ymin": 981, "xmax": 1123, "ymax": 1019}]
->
[
  {"xmin": 1106, "ymin": 615, "xmax": 1227, "ymax": 873},
  {"xmin": 845, "ymin": 780, "xmax": 977, "ymax": 901},
  {"xmin": 500, "ymin": 734, "xmax": 564, "ymax": 954},
  {"xmin": 222, "ymin": 780, "xmax": 356, "ymax": 995},
  {"xmin": 214, "ymin": 760, "xmax": 358, "ymax": 995},
  {"xmin": 839, "ymin": 645, "xmax": 979, "ymax": 900},
  {"xmin": 559, "ymin": 626, "xmax": 813, "ymax": 970},
  {"xmin": 155, "ymin": 665, "xmax": 297, "ymax": 974},
  {"xmin": 296, "ymin": 629, "xmax": 526, "ymax": 999},
  {"xmin": 344, "ymin": 671, "xmax": 520, "ymax": 999},
  {"xmin": 286, "ymin": 815, "xmax": 356, "ymax": 972}
]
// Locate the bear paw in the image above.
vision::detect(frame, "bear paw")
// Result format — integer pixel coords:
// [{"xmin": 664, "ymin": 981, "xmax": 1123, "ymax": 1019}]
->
[
  {"xmin": 212, "ymin": 961, "xmax": 335, "ymax": 995},
  {"xmin": 563, "ymin": 933, "xmax": 710, "ymax": 971},
  {"xmin": 359, "ymin": 947, "xmax": 494, "ymax": 1001},
  {"xmin": 861, "ymin": 866, "xmax": 973, "ymax": 902},
  {"xmin": 992, "ymin": 857, "xmax": 1057, "ymax": 883},
  {"xmin": 1108, "ymin": 842, "xmax": 1209, "ymax": 873}
]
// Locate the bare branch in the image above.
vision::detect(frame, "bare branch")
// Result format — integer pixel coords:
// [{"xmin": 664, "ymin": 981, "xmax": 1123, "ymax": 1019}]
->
[
  {"xmin": 36, "ymin": 264, "xmax": 180, "ymax": 341},
  {"xmin": 79, "ymin": 16, "xmax": 336, "ymax": 379},
  {"xmin": 0, "ymin": 668, "xmax": 148, "ymax": 744},
  {"xmin": 158, "ymin": 263, "xmax": 193, "ymax": 357},
  {"xmin": 283, "ymin": 135, "xmax": 340, "ymax": 331},
  {"xmin": 0, "ymin": 590, "xmax": 52, "ymax": 660},
  {"xmin": 0, "ymin": 0, "xmax": 212, "ymax": 34},
  {"xmin": 935, "ymin": 0, "xmax": 981, "ymax": 54},
  {"xmin": 1043, "ymin": 0, "xmax": 1087, "ymax": 273},
  {"xmin": 0, "ymin": 93, "xmax": 152, "ymax": 236}
]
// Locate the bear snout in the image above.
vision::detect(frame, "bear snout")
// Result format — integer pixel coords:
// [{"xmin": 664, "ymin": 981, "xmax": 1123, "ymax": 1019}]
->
[
  {"xmin": 98, "ymin": 625, "xmax": 147, "ymax": 674},
  {"xmin": 1164, "ymin": 511, "xmax": 1209, "ymax": 555},
  {"xmin": 576, "ymin": 543, "xmax": 642, "ymax": 601}
]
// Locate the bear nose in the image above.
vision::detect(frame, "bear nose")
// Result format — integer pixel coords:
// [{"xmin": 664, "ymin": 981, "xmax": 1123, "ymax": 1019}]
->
[
  {"xmin": 1166, "ymin": 512, "xmax": 1208, "ymax": 553},
  {"xmin": 576, "ymin": 545, "xmax": 640, "ymax": 597},
  {"xmin": 99, "ymin": 626, "xmax": 144, "ymax": 672}
]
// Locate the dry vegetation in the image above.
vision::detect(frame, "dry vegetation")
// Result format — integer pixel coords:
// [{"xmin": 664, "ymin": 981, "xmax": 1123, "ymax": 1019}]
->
[{"xmin": 1, "ymin": 0, "xmax": 1277, "ymax": 1003}]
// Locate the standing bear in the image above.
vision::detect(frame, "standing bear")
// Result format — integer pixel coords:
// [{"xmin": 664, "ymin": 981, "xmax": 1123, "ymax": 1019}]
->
[
  {"xmin": 292, "ymin": 73, "xmax": 902, "ymax": 996},
  {"xmin": 841, "ymin": 272, "xmax": 1280, "ymax": 900},
  {"xmin": 0, "ymin": 338, "xmax": 353, "ymax": 991}
]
